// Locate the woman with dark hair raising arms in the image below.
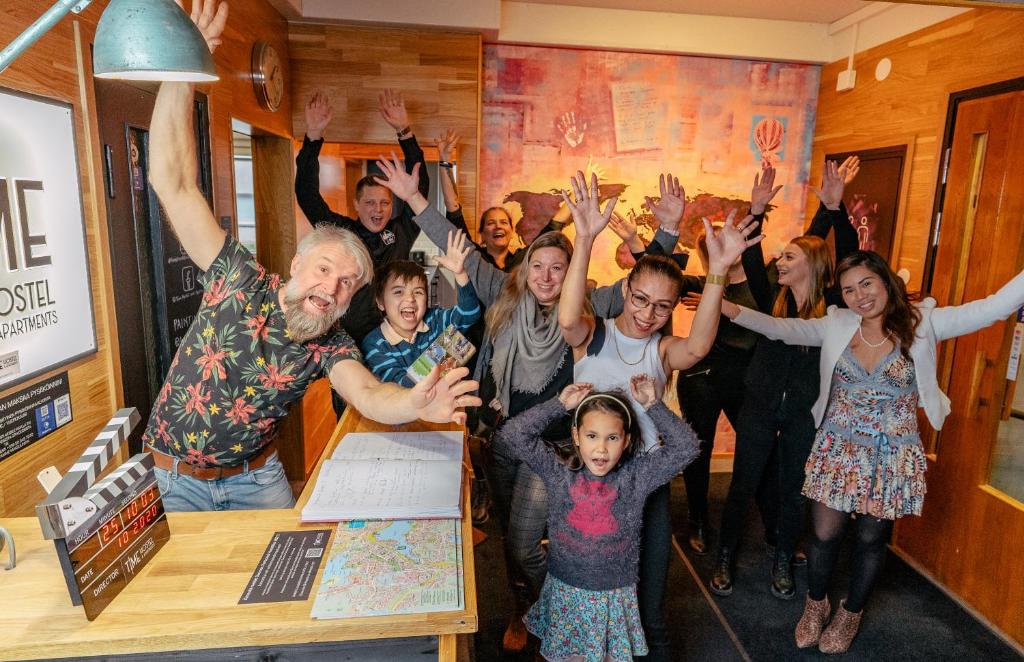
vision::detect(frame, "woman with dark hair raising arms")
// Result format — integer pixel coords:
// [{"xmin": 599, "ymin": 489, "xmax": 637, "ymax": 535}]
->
[{"xmin": 722, "ymin": 251, "xmax": 1024, "ymax": 653}]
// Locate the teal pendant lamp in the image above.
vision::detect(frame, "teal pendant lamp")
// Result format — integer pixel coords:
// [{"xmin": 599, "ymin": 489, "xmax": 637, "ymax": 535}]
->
[{"xmin": 93, "ymin": 0, "xmax": 218, "ymax": 81}]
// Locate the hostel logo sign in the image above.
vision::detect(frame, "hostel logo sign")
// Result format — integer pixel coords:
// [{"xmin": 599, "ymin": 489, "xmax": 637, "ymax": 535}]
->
[{"xmin": 0, "ymin": 88, "xmax": 96, "ymax": 390}]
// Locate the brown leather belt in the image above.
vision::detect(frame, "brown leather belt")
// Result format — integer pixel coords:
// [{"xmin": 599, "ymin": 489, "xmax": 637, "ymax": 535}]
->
[{"xmin": 148, "ymin": 443, "xmax": 276, "ymax": 481}]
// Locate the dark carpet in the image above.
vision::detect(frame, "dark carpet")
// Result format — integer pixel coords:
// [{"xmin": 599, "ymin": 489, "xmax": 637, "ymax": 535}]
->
[{"xmin": 472, "ymin": 473, "xmax": 1023, "ymax": 661}]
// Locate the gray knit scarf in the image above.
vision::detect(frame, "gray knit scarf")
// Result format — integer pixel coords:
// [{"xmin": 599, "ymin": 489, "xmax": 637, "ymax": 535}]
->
[{"xmin": 489, "ymin": 295, "xmax": 567, "ymax": 414}]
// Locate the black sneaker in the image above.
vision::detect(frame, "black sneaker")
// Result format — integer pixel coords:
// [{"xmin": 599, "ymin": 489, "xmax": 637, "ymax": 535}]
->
[
  {"xmin": 770, "ymin": 552, "xmax": 796, "ymax": 600},
  {"xmin": 709, "ymin": 548, "xmax": 734, "ymax": 596}
]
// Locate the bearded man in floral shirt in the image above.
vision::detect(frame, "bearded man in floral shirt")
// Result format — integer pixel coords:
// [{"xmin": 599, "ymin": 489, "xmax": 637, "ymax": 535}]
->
[{"xmin": 140, "ymin": 0, "xmax": 480, "ymax": 512}]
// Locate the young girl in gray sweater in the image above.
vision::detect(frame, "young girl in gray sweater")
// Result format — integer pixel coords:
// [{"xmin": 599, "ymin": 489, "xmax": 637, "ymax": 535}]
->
[{"xmin": 495, "ymin": 375, "xmax": 700, "ymax": 662}]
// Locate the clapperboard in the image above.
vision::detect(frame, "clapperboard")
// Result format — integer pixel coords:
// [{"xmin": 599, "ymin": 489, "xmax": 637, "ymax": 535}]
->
[{"xmin": 35, "ymin": 408, "xmax": 171, "ymax": 620}]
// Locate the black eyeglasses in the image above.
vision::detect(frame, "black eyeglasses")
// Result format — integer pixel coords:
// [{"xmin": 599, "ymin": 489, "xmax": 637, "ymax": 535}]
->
[{"xmin": 628, "ymin": 286, "xmax": 675, "ymax": 318}]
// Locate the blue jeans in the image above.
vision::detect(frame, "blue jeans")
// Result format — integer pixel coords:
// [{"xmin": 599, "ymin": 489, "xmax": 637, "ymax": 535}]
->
[{"xmin": 154, "ymin": 452, "xmax": 295, "ymax": 512}]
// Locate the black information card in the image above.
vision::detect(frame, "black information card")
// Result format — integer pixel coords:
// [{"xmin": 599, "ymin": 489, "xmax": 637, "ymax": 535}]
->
[
  {"xmin": 0, "ymin": 371, "xmax": 72, "ymax": 462},
  {"xmin": 239, "ymin": 529, "xmax": 332, "ymax": 604}
]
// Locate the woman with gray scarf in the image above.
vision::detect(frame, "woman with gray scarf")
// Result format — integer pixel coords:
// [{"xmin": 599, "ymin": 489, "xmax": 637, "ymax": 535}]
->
[{"xmin": 373, "ymin": 154, "xmax": 678, "ymax": 651}]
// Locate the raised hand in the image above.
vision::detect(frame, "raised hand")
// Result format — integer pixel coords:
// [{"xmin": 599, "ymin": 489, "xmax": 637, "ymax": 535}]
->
[
  {"xmin": 411, "ymin": 366, "xmax": 482, "ymax": 426},
  {"xmin": 561, "ymin": 171, "xmax": 618, "ymax": 240},
  {"xmin": 680, "ymin": 292, "xmax": 701, "ymax": 311},
  {"xmin": 374, "ymin": 152, "xmax": 422, "ymax": 202},
  {"xmin": 839, "ymin": 155, "xmax": 860, "ymax": 184},
  {"xmin": 435, "ymin": 229, "xmax": 472, "ymax": 278},
  {"xmin": 645, "ymin": 173, "xmax": 686, "ymax": 232},
  {"xmin": 630, "ymin": 374, "xmax": 658, "ymax": 410},
  {"xmin": 750, "ymin": 164, "xmax": 783, "ymax": 215},
  {"xmin": 378, "ymin": 89, "xmax": 410, "ymax": 131},
  {"xmin": 178, "ymin": 0, "xmax": 228, "ymax": 53},
  {"xmin": 608, "ymin": 212, "xmax": 638, "ymax": 243},
  {"xmin": 704, "ymin": 210, "xmax": 764, "ymax": 273},
  {"xmin": 305, "ymin": 91, "xmax": 332, "ymax": 141},
  {"xmin": 813, "ymin": 160, "xmax": 846, "ymax": 210},
  {"xmin": 437, "ymin": 129, "xmax": 460, "ymax": 162},
  {"xmin": 557, "ymin": 111, "xmax": 587, "ymax": 148},
  {"xmin": 560, "ymin": 382, "xmax": 594, "ymax": 411}
]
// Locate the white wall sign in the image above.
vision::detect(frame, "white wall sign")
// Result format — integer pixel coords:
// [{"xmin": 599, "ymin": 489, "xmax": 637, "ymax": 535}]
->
[{"xmin": 0, "ymin": 88, "xmax": 96, "ymax": 390}]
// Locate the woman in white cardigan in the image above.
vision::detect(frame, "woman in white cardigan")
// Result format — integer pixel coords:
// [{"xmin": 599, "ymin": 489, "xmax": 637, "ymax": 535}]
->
[{"xmin": 722, "ymin": 250, "xmax": 1024, "ymax": 654}]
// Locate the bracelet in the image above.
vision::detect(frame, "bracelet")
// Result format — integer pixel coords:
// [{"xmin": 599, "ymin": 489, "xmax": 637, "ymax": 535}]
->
[
  {"xmin": 396, "ymin": 126, "xmax": 412, "ymax": 138},
  {"xmin": 705, "ymin": 273, "xmax": 728, "ymax": 286},
  {"xmin": 439, "ymin": 160, "xmax": 455, "ymax": 169},
  {"xmin": 661, "ymin": 227, "xmax": 680, "ymax": 237}
]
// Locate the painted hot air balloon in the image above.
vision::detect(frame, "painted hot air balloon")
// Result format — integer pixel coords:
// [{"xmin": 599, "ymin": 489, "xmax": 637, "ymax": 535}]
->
[{"xmin": 754, "ymin": 117, "xmax": 784, "ymax": 165}]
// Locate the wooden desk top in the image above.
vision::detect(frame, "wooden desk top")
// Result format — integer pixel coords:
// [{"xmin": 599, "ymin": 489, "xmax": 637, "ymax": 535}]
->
[{"xmin": 0, "ymin": 410, "xmax": 476, "ymax": 661}]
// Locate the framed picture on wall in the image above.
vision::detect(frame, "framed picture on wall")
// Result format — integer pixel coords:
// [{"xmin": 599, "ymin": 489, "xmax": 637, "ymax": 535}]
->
[
  {"xmin": 825, "ymin": 145, "xmax": 907, "ymax": 263},
  {"xmin": 0, "ymin": 87, "xmax": 97, "ymax": 391}
]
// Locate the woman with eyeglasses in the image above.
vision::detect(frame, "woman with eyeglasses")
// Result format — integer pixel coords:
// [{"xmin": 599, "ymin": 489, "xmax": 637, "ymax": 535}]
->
[{"xmin": 559, "ymin": 171, "xmax": 762, "ymax": 661}]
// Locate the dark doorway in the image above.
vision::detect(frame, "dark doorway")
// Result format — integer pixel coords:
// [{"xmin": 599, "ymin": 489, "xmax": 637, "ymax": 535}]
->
[{"xmin": 94, "ymin": 80, "xmax": 214, "ymax": 451}]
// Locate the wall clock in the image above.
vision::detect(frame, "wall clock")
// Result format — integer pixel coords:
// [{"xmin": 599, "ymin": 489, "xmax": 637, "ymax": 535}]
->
[{"xmin": 251, "ymin": 41, "xmax": 283, "ymax": 112}]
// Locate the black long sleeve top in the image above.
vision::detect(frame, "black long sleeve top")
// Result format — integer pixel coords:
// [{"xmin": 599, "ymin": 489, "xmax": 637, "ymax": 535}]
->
[
  {"xmin": 294, "ymin": 134, "xmax": 430, "ymax": 342},
  {"xmin": 740, "ymin": 202, "xmax": 858, "ymax": 410}
]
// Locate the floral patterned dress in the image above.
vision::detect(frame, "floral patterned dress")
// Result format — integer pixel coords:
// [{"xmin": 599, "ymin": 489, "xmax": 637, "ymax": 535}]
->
[{"xmin": 803, "ymin": 345, "xmax": 927, "ymax": 520}]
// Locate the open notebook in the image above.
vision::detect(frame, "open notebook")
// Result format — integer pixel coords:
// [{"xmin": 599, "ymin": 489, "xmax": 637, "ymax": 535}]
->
[{"xmin": 300, "ymin": 431, "xmax": 464, "ymax": 522}]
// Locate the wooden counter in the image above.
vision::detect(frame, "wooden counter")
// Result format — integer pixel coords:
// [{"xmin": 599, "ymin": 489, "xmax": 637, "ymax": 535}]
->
[{"xmin": 0, "ymin": 409, "xmax": 476, "ymax": 661}]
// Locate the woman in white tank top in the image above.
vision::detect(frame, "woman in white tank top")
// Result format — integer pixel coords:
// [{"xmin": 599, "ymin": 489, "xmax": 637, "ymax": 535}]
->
[{"xmin": 557, "ymin": 171, "xmax": 763, "ymax": 658}]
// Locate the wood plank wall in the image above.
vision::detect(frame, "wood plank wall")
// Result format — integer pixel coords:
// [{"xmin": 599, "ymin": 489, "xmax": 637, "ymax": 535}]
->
[
  {"xmin": 0, "ymin": 3, "xmax": 121, "ymax": 517},
  {"xmin": 0, "ymin": 0, "xmax": 294, "ymax": 516},
  {"xmin": 288, "ymin": 24, "xmax": 482, "ymax": 235},
  {"xmin": 810, "ymin": 8, "xmax": 1024, "ymax": 291}
]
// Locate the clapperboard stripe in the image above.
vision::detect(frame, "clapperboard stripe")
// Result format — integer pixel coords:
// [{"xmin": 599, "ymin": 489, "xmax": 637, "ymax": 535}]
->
[
  {"xmin": 36, "ymin": 408, "xmax": 141, "ymax": 539},
  {"xmin": 83, "ymin": 454, "xmax": 153, "ymax": 509}
]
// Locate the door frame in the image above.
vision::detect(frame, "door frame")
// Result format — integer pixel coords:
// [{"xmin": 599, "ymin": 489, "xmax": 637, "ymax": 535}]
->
[{"xmin": 922, "ymin": 76, "xmax": 1024, "ymax": 292}]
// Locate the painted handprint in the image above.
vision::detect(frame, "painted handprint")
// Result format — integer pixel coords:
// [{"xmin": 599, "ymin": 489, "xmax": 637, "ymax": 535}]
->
[{"xmin": 557, "ymin": 111, "xmax": 587, "ymax": 148}]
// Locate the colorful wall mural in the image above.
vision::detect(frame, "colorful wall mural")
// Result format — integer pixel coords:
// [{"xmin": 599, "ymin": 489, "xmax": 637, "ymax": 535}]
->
[{"xmin": 481, "ymin": 44, "xmax": 822, "ymax": 286}]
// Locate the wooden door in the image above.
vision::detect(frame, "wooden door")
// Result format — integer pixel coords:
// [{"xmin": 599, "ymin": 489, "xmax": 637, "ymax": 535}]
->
[
  {"xmin": 95, "ymin": 81, "xmax": 214, "ymax": 452},
  {"xmin": 894, "ymin": 91, "xmax": 1024, "ymax": 643}
]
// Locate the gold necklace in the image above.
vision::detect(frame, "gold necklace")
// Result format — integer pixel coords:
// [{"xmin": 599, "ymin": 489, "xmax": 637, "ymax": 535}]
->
[{"xmin": 612, "ymin": 322, "xmax": 654, "ymax": 366}]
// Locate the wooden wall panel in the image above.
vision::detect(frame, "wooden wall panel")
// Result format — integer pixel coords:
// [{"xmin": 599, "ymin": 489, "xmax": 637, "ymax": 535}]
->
[
  {"xmin": 0, "ymin": 2, "xmax": 120, "ymax": 516},
  {"xmin": 288, "ymin": 24, "xmax": 482, "ymax": 236},
  {"xmin": 0, "ymin": 0, "xmax": 294, "ymax": 516},
  {"xmin": 202, "ymin": 0, "xmax": 294, "ymax": 234},
  {"xmin": 809, "ymin": 8, "xmax": 1024, "ymax": 291}
]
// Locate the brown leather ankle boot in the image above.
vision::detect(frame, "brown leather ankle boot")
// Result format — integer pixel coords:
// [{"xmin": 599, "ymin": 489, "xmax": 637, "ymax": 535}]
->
[
  {"xmin": 794, "ymin": 593, "xmax": 831, "ymax": 649},
  {"xmin": 818, "ymin": 600, "xmax": 863, "ymax": 654}
]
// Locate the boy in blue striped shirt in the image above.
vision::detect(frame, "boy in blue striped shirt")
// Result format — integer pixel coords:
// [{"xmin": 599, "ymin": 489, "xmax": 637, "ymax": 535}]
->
[{"xmin": 361, "ymin": 230, "xmax": 481, "ymax": 386}]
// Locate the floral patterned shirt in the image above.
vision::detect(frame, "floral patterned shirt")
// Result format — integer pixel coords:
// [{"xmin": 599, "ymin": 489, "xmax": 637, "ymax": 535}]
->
[{"xmin": 142, "ymin": 236, "xmax": 361, "ymax": 467}]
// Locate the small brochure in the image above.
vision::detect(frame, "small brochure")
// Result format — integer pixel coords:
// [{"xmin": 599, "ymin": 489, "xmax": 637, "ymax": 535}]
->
[{"xmin": 406, "ymin": 324, "xmax": 476, "ymax": 384}]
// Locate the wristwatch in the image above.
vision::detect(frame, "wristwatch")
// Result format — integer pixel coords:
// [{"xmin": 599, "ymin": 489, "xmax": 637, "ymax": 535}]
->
[{"xmin": 396, "ymin": 126, "xmax": 412, "ymax": 139}]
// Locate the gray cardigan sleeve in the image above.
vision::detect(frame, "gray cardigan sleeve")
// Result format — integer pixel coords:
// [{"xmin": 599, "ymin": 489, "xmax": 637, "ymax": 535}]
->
[
  {"xmin": 591, "ymin": 279, "xmax": 626, "ymax": 318},
  {"xmin": 413, "ymin": 206, "xmax": 508, "ymax": 307}
]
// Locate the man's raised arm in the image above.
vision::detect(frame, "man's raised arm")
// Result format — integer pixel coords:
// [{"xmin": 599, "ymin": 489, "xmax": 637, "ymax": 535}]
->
[{"xmin": 149, "ymin": 0, "xmax": 229, "ymax": 271}]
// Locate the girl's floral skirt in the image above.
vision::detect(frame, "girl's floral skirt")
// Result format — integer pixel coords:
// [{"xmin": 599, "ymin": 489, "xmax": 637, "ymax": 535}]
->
[{"xmin": 524, "ymin": 574, "xmax": 647, "ymax": 662}]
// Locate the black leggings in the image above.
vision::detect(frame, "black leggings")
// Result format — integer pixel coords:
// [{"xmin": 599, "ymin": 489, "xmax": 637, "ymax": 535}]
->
[
  {"xmin": 677, "ymin": 358, "xmax": 749, "ymax": 524},
  {"xmin": 806, "ymin": 500, "xmax": 893, "ymax": 613},
  {"xmin": 718, "ymin": 391, "xmax": 816, "ymax": 556}
]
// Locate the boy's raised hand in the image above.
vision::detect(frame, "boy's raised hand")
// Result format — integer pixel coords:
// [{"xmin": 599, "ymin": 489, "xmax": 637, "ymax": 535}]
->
[
  {"xmin": 379, "ymin": 89, "xmax": 410, "ymax": 132},
  {"xmin": 305, "ymin": 91, "xmax": 333, "ymax": 141},
  {"xmin": 560, "ymin": 382, "xmax": 594, "ymax": 411}
]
